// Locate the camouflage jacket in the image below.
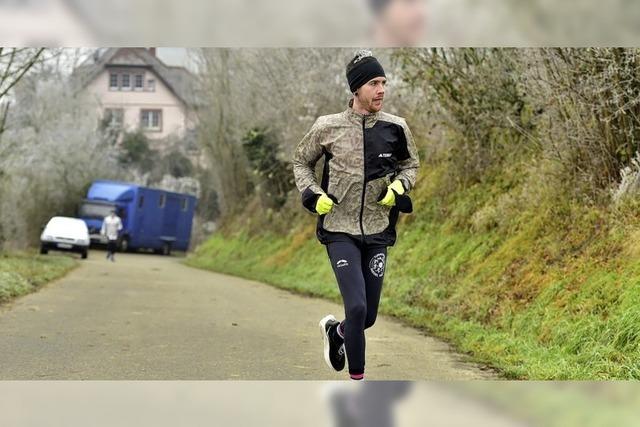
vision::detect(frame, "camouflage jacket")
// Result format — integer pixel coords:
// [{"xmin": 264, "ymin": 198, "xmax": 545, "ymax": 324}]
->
[{"xmin": 292, "ymin": 107, "xmax": 420, "ymax": 246}]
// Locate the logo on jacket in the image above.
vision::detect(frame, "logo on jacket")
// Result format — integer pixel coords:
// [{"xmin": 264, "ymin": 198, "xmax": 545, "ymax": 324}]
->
[
  {"xmin": 369, "ymin": 253, "xmax": 386, "ymax": 277},
  {"xmin": 378, "ymin": 153, "xmax": 392, "ymax": 158},
  {"xmin": 336, "ymin": 259, "xmax": 349, "ymax": 268}
]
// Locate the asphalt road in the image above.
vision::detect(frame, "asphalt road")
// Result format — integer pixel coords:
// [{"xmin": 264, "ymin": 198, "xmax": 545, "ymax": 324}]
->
[{"xmin": 0, "ymin": 252, "xmax": 496, "ymax": 380}]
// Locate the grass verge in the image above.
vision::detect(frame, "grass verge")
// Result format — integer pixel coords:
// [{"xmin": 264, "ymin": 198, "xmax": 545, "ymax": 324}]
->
[{"xmin": 0, "ymin": 251, "xmax": 78, "ymax": 304}]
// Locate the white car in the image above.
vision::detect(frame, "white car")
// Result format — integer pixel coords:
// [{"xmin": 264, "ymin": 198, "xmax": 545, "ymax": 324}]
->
[{"xmin": 40, "ymin": 216, "xmax": 90, "ymax": 259}]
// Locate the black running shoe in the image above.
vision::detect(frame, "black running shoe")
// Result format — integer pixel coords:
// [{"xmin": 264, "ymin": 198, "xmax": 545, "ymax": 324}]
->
[{"xmin": 319, "ymin": 314, "xmax": 346, "ymax": 372}]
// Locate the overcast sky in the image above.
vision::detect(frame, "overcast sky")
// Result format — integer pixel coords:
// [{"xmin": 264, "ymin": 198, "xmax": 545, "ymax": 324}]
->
[{"xmin": 156, "ymin": 47, "xmax": 195, "ymax": 70}]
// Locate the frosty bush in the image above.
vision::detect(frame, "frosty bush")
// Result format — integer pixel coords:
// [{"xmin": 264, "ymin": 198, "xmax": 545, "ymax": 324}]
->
[
  {"xmin": 611, "ymin": 151, "xmax": 640, "ymax": 204},
  {"xmin": 0, "ymin": 75, "xmax": 121, "ymax": 249}
]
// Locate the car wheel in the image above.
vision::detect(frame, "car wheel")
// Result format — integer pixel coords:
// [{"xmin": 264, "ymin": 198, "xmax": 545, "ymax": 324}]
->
[
  {"xmin": 81, "ymin": 249, "xmax": 88, "ymax": 259},
  {"xmin": 40, "ymin": 244, "xmax": 48, "ymax": 255}
]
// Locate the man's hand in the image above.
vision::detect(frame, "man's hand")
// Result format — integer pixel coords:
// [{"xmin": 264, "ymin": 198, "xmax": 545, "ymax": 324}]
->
[
  {"xmin": 378, "ymin": 180, "xmax": 405, "ymax": 207},
  {"xmin": 315, "ymin": 194, "xmax": 335, "ymax": 215}
]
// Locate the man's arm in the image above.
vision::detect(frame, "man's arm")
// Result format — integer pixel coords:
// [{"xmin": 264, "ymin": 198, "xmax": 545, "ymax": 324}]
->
[
  {"xmin": 395, "ymin": 120, "xmax": 420, "ymax": 192},
  {"xmin": 292, "ymin": 119, "xmax": 326, "ymax": 213}
]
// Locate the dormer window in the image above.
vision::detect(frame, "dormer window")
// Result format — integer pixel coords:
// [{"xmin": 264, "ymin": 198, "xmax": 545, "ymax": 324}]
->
[
  {"xmin": 109, "ymin": 73, "xmax": 118, "ymax": 90},
  {"xmin": 135, "ymin": 74, "xmax": 144, "ymax": 90},
  {"xmin": 121, "ymin": 73, "xmax": 131, "ymax": 90},
  {"xmin": 109, "ymin": 71, "xmax": 144, "ymax": 91},
  {"xmin": 147, "ymin": 78, "xmax": 155, "ymax": 92}
]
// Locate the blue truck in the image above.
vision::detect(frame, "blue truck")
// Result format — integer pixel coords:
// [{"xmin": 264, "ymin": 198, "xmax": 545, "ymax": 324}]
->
[{"xmin": 78, "ymin": 180, "xmax": 197, "ymax": 255}]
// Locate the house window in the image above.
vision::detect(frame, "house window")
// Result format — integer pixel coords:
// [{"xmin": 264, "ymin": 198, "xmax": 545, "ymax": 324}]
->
[
  {"xmin": 104, "ymin": 108, "xmax": 124, "ymax": 127},
  {"xmin": 121, "ymin": 73, "xmax": 131, "ymax": 90},
  {"xmin": 159, "ymin": 194, "xmax": 166, "ymax": 208},
  {"xmin": 140, "ymin": 109, "xmax": 162, "ymax": 131},
  {"xmin": 109, "ymin": 73, "xmax": 118, "ymax": 90},
  {"xmin": 147, "ymin": 78, "xmax": 155, "ymax": 91},
  {"xmin": 135, "ymin": 74, "xmax": 144, "ymax": 90}
]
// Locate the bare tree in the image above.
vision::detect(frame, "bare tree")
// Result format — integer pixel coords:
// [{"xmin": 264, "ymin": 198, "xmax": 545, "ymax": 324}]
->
[
  {"xmin": 531, "ymin": 48, "xmax": 640, "ymax": 197},
  {"xmin": 0, "ymin": 65, "xmax": 122, "ymax": 249},
  {"xmin": 395, "ymin": 48, "xmax": 533, "ymax": 185},
  {"xmin": 194, "ymin": 49, "xmax": 252, "ymax": 215},
  {"xmin": 193, "ymin": 48, "xmax": 359, "ymax": 216},
  {"xmin": 0, "ymin": 48, "xmax": 47, "ymax": 136}
]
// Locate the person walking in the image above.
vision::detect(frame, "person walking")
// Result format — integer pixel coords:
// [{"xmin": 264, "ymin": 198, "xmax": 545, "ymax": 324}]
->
[
  {"xmin": 101, "ymin": 209, "xmax": 123, "ymax": 262},
  {"xmin": 292, "ymin": 50, "xmax": 420, "ymax": 380}
]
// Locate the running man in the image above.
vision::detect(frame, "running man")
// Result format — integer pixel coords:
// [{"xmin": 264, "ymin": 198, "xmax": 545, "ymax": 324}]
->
[
  {"xmin": 101, "ymin": 209, "xmax": 123, "ymax": 262},
  {"xmin": 293, "ymin": 50, "xmax": 420, "ymax": 380}
]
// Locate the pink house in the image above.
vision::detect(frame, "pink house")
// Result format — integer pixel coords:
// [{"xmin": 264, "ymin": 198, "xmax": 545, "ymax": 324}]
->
[{"xmin": 74, "ymin": 48, "xmax": 199, "ymax": 142}]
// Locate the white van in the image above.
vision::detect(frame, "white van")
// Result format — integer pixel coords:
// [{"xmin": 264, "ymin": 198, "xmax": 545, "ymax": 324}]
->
[{"xmin": 40, "ymin": 216, "xmax": 90, "ymax": 259}]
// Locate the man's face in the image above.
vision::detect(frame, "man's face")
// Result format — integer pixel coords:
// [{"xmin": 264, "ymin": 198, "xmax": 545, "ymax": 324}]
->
[{"xmin": 355, "ymin": 76, "xmax": 386, "ymax": 113}]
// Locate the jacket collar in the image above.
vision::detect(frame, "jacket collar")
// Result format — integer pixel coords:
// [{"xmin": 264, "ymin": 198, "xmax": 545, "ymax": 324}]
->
[{"xmin": 344, "ymin": 107, "xmax": 379, "ymax": 127}]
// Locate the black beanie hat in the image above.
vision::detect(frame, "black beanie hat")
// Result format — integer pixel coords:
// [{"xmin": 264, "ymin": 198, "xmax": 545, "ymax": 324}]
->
[{"xmin": 346, "ymin": 50, "xmax": 386, "ymax": 93}]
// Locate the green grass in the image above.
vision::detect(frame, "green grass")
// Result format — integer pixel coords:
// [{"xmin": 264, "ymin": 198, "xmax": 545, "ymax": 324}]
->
[
  {"xmin": 0, "ymin": 251, "xmax": 78, "ymax": 303},
  {"xmin": 186, "ymin": 160, "xmax": 640, "ymax": 379}
]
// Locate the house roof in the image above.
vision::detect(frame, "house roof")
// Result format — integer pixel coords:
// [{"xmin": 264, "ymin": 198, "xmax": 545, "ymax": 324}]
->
[{"xmin": 72, "ymin": 48, "xmax": 202, "ymax": 108}]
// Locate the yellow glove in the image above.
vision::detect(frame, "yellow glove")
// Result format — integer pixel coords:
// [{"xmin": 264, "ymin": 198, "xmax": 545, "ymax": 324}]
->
[
  {"xmin": 315, "ymin": 194, "xmax": 335, "ymax": 215},
  {"xmin": 378, "ymin": 180, "xmax": 405, "ymax": 207}
]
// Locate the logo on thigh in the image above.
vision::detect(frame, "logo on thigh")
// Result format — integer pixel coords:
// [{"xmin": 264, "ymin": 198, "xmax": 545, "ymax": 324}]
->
[{"xmin": 369, "ymin": 253, "xmax": 386, "ymax": 277}]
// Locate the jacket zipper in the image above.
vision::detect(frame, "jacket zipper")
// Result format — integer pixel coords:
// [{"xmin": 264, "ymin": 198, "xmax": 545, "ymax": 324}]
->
[{"xmin": 358, "ymin": 116, "xmax": 366, "ymax": 243}]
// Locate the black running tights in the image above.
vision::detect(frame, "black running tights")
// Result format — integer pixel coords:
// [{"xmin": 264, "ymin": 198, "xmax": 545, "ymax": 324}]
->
[{"xmin": 326, "ymin": 239, "xmax": 387, "ymax": 375}]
